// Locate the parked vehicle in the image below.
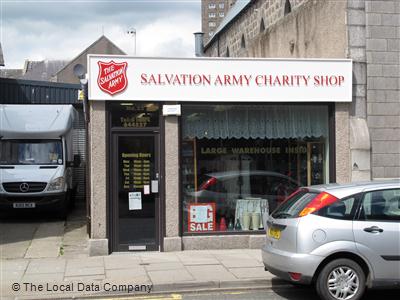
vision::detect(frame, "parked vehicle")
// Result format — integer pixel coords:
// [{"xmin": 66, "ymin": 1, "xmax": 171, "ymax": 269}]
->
[
  {"xmin": 262, "ymin": 180, "xmax": 400, "ymax": 300},
  {"xmin": 0, "ymin": 105, "xmax": 80, "ymax": 218}
]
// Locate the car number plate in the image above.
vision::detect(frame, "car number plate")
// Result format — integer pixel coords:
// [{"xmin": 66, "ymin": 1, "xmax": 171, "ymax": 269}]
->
[
  {"xmin": 13, "ymin": 203, "xmax": 36, "ymax": 208},
  {"xmin": 268, "ymin": 228, "xmax": 281, "ymax": 240}
]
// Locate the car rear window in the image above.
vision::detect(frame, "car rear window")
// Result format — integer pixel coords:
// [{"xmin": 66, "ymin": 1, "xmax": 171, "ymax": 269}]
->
[{"xmin": 271, "ymin": 190, "xmax": 318, "ymax": 219}]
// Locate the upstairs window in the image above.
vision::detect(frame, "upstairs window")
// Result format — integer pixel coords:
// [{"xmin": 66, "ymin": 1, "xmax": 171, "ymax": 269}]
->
[
  {"xmin": 260, "ymin": 18, "xmax": 265, "ymax": 32},
  {"xmin": 284, "ymin": 0, "xmax": 292, "ymax": 15},
  {"xmin": 241, "ymin": 34, "xmax": 246, "ymax": 48}
]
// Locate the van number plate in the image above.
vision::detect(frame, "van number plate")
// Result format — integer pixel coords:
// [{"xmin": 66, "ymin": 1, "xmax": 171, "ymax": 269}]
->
[
  {"xmin": 268, "ymin": 228, "xmax": 281, "ymax": 240},
  {"xmin": 13, "ymin": 203, "xmax": 36, "ymax": 208}
]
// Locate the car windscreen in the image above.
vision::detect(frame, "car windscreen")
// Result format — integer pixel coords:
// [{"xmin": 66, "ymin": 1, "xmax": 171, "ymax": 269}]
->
[
  {"xmin": 0, "ymin": 139, "xmax": 63, "ymax": 165},
  {"xmin": 271, "ymin": 190, "xmax": 318, "ymax": 219}
]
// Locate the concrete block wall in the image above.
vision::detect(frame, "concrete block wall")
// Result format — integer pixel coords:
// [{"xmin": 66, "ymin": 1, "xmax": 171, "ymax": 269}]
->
[{"xmin": 365, "ymin": 1, "xmax": 400, "ymax": 179}]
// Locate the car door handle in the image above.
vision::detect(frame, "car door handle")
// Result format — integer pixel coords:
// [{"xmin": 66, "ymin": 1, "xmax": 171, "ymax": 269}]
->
[{"xmin": 363, "ymin": 226, "xmax": 383, "ymax": 233}]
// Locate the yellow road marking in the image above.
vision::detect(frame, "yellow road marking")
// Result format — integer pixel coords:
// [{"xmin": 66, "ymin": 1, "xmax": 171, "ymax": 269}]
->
[{"xmin": 100, "ymin": 294, "xmax": 182, "ymax": 300}]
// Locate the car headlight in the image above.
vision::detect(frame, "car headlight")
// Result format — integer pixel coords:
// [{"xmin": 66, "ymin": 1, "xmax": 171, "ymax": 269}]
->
[{"xmin": 47, "ymin": 177, "xmax": 65, "ymax": 191}]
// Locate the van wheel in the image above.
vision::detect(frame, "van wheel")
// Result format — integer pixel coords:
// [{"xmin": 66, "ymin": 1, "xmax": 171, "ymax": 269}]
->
[{"xmin": 316, "ymin": 258, "xmax": 365, "ymax": 300}]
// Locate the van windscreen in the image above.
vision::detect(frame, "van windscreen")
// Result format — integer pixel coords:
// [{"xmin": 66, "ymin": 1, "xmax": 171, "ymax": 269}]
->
[{"xmin": 0, "ymin": 139, "xmax": 63, "ymax": 165}]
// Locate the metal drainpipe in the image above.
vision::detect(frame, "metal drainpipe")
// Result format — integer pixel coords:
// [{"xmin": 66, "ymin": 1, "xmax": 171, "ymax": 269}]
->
[{"xmin": 194, "ymin": 32, "xmax": 204, "ymax": 57}]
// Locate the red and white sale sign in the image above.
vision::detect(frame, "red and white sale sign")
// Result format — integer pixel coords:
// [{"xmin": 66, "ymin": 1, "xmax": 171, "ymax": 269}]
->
[
  {"xmin": 188, "ymin": 203, "xmax": 216, "ymax": 232},
  {"xmin": 97, "ymin": 60, "xmax": 128, "ymax": 95}
]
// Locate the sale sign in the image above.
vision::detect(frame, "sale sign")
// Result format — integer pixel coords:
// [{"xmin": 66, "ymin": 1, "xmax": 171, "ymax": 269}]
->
[{"xmin": 188, "ymin": 203, "xmax": 216, "ymax": 232}]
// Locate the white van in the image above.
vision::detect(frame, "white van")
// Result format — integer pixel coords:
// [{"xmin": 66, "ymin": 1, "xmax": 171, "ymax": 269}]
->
[{"xmin": 0, "ymin": 105, "xmax": 79, "ymax": 218}]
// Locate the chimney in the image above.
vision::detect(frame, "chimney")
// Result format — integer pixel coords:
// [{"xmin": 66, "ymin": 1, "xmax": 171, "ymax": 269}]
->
[{"xmin": 194, "ymin": 32, "xmax": 204, "ymax": 57}]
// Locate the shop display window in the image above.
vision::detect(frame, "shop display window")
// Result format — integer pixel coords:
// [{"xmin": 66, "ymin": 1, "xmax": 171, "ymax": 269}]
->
[{"xmin": 181, "ymin": 105, "xmax": 329, "ymax": 234}]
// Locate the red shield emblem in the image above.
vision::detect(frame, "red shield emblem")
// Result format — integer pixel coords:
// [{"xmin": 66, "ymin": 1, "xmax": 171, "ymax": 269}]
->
[{"xmin": 97, "ymin": 60, "xmax": 128, "ymax": 95}]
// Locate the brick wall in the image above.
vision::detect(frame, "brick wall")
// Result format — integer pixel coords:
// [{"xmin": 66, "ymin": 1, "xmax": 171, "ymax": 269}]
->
[{"xmin": 365, "ymin": 1, "xmax": 400, "ymax": 178}]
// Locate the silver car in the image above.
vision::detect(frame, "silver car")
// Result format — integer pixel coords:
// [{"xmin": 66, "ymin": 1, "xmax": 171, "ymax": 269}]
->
[{"xmin": 262, "ymin": 180, "xmax": 400, "ymax": 300}]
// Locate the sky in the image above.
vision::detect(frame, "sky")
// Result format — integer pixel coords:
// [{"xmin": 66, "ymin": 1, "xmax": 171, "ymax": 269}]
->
[{"xmin": 0, "ymin": 0, "xmax": 201, "ymax": 68}]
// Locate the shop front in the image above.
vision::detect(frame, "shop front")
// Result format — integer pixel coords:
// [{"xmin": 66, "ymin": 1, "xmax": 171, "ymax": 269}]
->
[{"xmin": 87, "ymin": 56, "xmax": 352, "ymax": 255}]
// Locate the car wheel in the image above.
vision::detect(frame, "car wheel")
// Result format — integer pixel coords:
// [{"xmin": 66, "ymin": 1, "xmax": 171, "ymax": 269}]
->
[{"xmin": 316, "ymin": 258, "xmax": 366, "ymax": 300}]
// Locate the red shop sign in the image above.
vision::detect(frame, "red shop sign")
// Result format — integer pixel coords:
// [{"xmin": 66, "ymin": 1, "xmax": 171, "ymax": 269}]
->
[{"xmin": 188, "ymin": 203, "xmax": 216, "ymax": 232}]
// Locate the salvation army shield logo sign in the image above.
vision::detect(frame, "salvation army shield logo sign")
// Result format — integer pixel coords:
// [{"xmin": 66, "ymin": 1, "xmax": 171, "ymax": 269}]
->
[{"xmin": 97, "ymin": 60, "xmax": 128, "ymax": 95}]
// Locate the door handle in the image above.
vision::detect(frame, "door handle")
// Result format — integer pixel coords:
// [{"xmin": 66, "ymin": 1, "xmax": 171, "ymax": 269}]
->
[{"xmin": 363, "ymin": 226, "xmax": 383, "ymax": 233}]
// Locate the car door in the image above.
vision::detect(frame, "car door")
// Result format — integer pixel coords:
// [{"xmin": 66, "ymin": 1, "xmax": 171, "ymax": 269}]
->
[{"xmin": 353, "ymin": 187, "xmax": 400, "ymax": 285}]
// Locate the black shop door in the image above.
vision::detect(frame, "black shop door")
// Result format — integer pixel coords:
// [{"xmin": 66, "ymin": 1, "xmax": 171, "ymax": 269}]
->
[{"xmin": 111, "ymin": 133, "xmax": 160, "ymax": 251}]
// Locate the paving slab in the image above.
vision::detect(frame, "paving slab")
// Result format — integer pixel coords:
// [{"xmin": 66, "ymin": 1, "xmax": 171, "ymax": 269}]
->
[
  {"xmin": 24, "ymin": 241, "xmax": 61, "ymax": 258},
  {"xmin": 0, "ymin": 259, "xmax": 29, "ymax": 271},
  {"xmin": 147, "ymin": 268, "xmax": 195, "ymax": 284},
  {"xmin": 229, "ymin": 266, "xmax": 271, "ymax": 279},
  {"xmin": 25, "ymin": 258, "xmax": 66, "ymax": 274},
  {"xmin": 33, "ymin": 222, "xmax": 65, "ymax": 239},
  {"xmin": 177, "ymin": 252, "xmax": 220, "ymax": 266},
  {"xmin": 219, "ymin": 258, "xmax": 264, "ymax": 268},
  {"xmin": 139, "ymin": 253, "xmax": 181, "ymax": 263},
  {"xmin": 65, "ymin": 266, "xmax": 105, "ymax": 277},
  {"xmin": 66, "ymin": 257, "xmax": 104, "ymax": 268},
  {"xmin": 186, "ymin": 265, "xmax": 237, "ymax": 281},
  {"xmin": 64, "ymin": 275, "xmax": 106, "ymax": 281},
  {"xmin": 144, "ymin": 262, "xmax": 185, "ymax": 271},
  {"xmin": 22, "ymin": 272, "xmax": 64, "ymax": 282},
  {"xmin": 105, "ymin": 268, "xmax": 148, "ymax": 279},
  {"xmin": 104, "ymin": 255, "xmax": 141, "ymax": 270},
  {"xmin": 1, "ymin": 269, "xmax": 25, "ymax": 281},
  {"xmin": 213, "ymin": 252, "xmax": 254, "ymax": 261},
  {"xmin": 0, "ymin": 241, "xmax": 31, "ymax": 259}
]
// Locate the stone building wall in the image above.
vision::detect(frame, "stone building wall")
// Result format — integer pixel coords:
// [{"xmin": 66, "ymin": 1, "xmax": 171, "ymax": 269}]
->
[
  {"xmin": 205, "ymin": 0, "xmax": 312, "ymax": 58},
  {"xmin": 365, "ymin": 0, "xmax": 400, "ymax": 179}
]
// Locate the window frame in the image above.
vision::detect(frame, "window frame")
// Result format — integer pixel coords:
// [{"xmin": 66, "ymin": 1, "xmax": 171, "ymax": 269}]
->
[
  {"xmin": 356, "ymin": 188, "xmax": 400, "ymax": 223},
  {"xmin": 179, "ymin": 102, "xmax": 336, "ymax": 236},
  {"xmin": 314, "ymin": 193, "xmax": 362, "ymax": 221}
]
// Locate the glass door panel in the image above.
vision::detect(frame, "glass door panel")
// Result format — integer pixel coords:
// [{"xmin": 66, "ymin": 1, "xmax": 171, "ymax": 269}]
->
[{"xmin": 113, "ymin": 134, "xmax": 159, "ymax": 251}]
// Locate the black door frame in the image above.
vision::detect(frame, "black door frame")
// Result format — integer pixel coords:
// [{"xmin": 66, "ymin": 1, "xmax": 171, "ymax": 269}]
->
[
  {"xmin": 106, "ymin": 102, "xmax": 164, "ymax": 253},
  {"xmin": 110, "ymin": 132, "xmax": 161, "ymax": 251}
]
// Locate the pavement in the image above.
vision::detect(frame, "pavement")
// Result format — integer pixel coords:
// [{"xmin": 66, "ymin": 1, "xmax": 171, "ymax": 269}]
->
[
  {"xmin": 0, "ymin": 203, "xmax": 88, "ymax": 260},
  {"xmin": 0, "ymin": 249, "xmax": 285, "ymax": 299},
  {"xmin": 0, "ymin": 204, "xmax": 284, "ymax": 299}
]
